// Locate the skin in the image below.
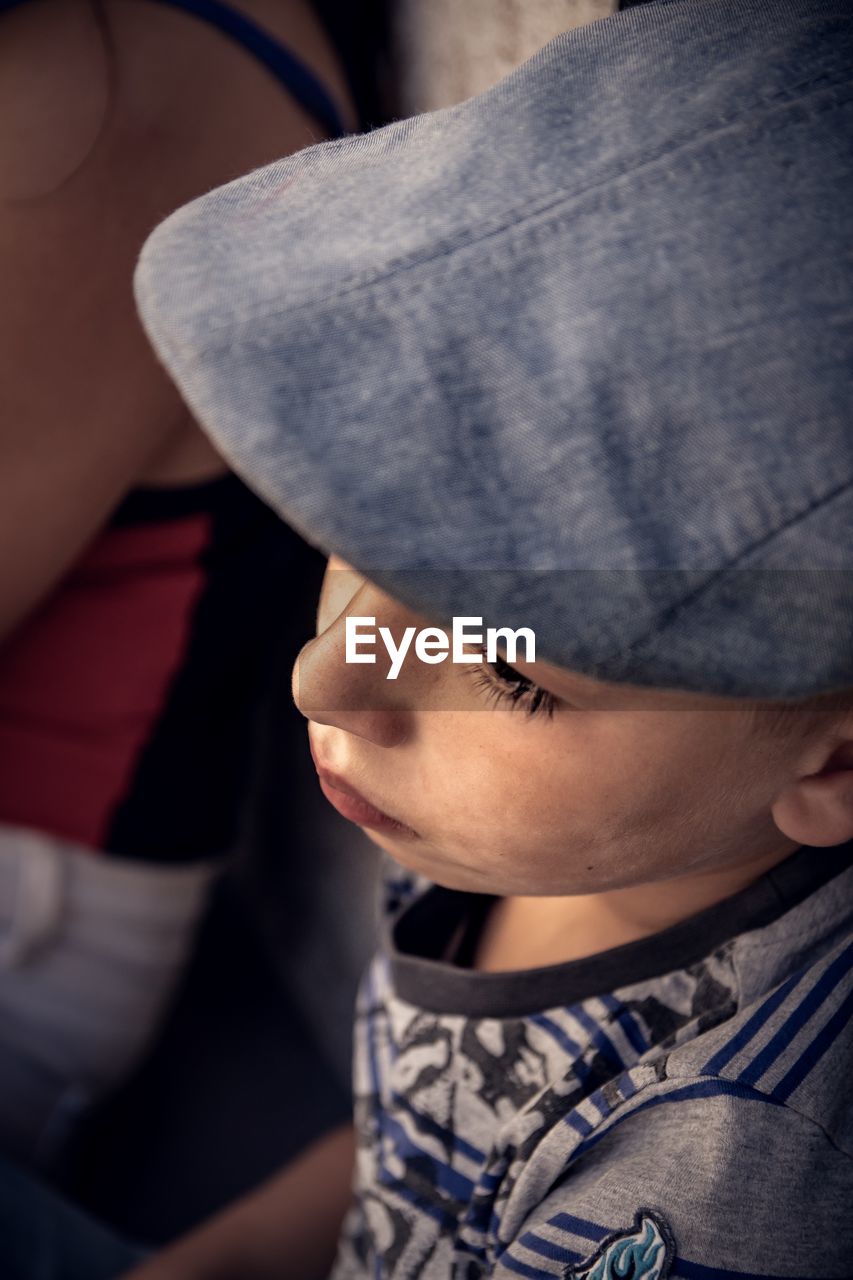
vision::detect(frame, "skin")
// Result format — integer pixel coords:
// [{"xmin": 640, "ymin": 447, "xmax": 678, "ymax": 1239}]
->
[
  {"xmin": 297, "ymin": 558, "xmax": 853, "ymax": 970},
  {"xmin": 0, "ymin": 0, "xmax": 355, "ymax": 640}
]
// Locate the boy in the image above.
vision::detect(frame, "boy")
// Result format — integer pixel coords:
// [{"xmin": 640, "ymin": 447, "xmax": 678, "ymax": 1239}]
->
[{"xmin": 132, "ymin": 0, "xmax": 853, "ymax": 1275}]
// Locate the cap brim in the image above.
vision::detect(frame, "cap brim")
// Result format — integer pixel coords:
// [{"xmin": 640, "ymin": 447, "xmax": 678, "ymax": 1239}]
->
[{"xmin": 135, "ymin": 0, "xmax": 853, "ymax": 697}]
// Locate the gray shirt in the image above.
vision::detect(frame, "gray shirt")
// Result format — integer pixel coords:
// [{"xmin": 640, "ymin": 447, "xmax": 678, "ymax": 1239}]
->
[{"xmin": 332, "ymin": 844, "xmax": 853, "ymax": 1278}]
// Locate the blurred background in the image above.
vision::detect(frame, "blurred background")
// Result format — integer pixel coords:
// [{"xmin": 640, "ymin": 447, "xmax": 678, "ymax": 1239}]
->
[{"xmin": 0, "ymin": 0, "xmax": 612, "ymax": 1251}]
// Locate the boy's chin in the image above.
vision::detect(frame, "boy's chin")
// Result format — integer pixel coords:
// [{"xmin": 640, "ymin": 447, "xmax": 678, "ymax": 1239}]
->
[{"xmin": 370, "ymin": 832, "xmax": 536, "ymax": 896}]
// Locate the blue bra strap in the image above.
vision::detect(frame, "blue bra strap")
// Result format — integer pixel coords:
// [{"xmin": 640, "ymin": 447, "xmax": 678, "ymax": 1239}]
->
[
  {"xmin": 148, "ymin": 0, "xmax": 347, "ymax": 137},
  {"xmin": 0, "ymin": 0, "xmax": 347, "ymax": 139}
]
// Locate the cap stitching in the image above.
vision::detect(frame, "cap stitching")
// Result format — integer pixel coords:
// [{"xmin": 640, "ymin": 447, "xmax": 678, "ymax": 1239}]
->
[
  {"xmin": 607, "ymin": 477, "xmax": 853, "ymax": 668},
  {"xmin": 157, "ymin": 65, "xmax": 852, "ymax": 356}
]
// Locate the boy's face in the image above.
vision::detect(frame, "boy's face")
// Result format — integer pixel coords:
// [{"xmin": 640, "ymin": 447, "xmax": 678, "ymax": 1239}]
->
[{"xmin": 295, "ymin": 561, "xmax": 805, "ymax": 897}]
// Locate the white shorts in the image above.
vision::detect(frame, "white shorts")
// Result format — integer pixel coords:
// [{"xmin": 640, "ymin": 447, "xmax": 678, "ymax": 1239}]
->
[{"xmin": 0, "ymin": 824, "xmax": 218, "ymax": 1169}]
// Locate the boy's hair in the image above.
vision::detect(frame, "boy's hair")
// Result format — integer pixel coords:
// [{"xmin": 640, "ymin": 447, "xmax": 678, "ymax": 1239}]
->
[{"xmin": 750, "ymin": 688, "xmax": 853, "ymax": 742}]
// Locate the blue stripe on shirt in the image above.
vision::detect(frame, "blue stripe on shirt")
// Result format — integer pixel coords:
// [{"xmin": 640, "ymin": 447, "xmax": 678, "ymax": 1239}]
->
[
  {"xmin": 569, "ymin": 1078, "xmax": 783, "ymax": 1164},
  {"xmin": 771, "ymin": 980, "xmax": 853, "ymax": 1102},
  {"xmin": 701, "ymin": 968, "xmax": 806, "ymax": 1075},
  {"xmin": 530, "ymin": 1013, "xmax": 585, "ymax": 1062},
  {"xmin": 573, "ymin": 1002, "xmax": 627, "ymax": 1073},
  {"xmin": 534, "ymin": 1209, "xmax": 845, "ymax": 1280},
  {"xmin": 599, "ymin": 993, "xmax": 649, "ymax": 1056},
  {"xmin": 380, "ymin": 1112, "xmax": 475, "ymax": 1202},
  {"xmin": 737, "ymin": 938, "xmax": 853, "ymax": 1088},
  {"xmin": 389, "ymin": 1090, "xmax": 486, "ymax": 1165}
]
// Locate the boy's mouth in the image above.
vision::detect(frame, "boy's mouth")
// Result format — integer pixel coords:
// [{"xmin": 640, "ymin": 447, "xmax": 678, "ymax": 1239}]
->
[{"xmin": 310, "ymin": 744, "xmax": 417, "ymax": 838}]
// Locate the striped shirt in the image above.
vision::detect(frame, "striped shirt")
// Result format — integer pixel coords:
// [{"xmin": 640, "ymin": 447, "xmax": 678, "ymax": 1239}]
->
[{"xmin": 332, "ymin": 843, "xmax": 853, "ymax": 1279}]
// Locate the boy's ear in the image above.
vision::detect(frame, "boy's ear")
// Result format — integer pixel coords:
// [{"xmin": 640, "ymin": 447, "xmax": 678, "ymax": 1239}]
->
[{"xmin": 772, "ymin": 725, "xmax": 853, "ymax": 848}]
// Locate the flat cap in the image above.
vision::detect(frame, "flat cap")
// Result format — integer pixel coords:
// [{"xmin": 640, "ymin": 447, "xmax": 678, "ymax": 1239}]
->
[{"xmin": 136, "ymin": 0, "xmax": 853, "ymax": 697}]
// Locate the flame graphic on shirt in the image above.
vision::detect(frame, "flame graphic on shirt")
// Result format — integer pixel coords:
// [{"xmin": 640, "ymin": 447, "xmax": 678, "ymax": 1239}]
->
[{"xmin": 569, "ymin": 1212, "xmax": 673, "ymax": 1280}]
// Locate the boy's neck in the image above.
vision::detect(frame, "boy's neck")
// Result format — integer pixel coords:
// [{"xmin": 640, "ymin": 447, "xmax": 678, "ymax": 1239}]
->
[{"xmin": 473, "ymin": 842, "xmax": 799, "ymax": 973}]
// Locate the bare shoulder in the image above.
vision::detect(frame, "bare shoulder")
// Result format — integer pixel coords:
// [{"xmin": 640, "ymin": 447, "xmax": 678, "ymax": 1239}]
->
[
  {"xmin": 104, "ymin": 0, "xmax": 356, "ymax": 199},
  {"xmin": 0, "ymin": 0, "xmax": 355, "ymax": 634},
  {"xmin": 1, "ymin": 0, "xmax": 354, "ymax": 217},
  {"xmin": 0, "ymin": 2, "xmax": 113, "ymax": 200}
]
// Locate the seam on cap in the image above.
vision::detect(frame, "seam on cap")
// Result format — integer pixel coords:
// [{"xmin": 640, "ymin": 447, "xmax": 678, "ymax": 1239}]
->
[
  {"xmin": 173, "ymin": 64, "xmax": 852, "ymax": 355},
  {"xmin": 605, "ymin": 477, "xmax": 853, "ymax": 668}
]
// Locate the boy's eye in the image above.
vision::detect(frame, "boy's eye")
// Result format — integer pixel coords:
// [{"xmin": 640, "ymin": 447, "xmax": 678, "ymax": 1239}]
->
[{"xmin": 470, "ymin": 653, "xmax": 559, "ymax": 719}]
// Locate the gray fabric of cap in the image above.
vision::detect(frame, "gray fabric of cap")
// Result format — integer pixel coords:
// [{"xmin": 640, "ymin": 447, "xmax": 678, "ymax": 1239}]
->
[{"xmin": 135, "ymin": 0, "xmax": 853, "ymax": 699}]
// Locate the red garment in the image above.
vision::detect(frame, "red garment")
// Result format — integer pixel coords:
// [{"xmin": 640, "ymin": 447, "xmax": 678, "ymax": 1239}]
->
[{"xmin": 0, "ymin": 517, "xmax": 210, "ymax": 850}]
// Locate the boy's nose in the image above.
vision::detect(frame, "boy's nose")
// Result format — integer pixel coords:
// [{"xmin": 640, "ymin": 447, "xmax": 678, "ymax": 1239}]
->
[{"xmin": 292, "ymin": 580, "xmax": 412, "ymax": 747}]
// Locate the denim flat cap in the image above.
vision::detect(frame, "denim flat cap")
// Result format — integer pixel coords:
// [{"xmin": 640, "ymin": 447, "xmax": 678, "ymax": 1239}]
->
[{"xmin": 135, "ymin": 0, "xmax": 853, "ymax": 699}]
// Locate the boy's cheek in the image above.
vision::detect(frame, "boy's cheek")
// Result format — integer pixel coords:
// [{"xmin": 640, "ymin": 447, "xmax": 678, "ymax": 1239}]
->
[
  {"xmin": 418, "ymin": 725, "xmax": 690, "ymax": 889},
  {"xmin": 421, "ymin": 750, "xmax": 597, "ymax": 883}
]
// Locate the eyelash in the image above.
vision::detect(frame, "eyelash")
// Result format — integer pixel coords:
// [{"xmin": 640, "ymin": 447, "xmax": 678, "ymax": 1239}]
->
[{"xmin": 470, "ymin": 654, "xmax": 559, "ymax": 719}]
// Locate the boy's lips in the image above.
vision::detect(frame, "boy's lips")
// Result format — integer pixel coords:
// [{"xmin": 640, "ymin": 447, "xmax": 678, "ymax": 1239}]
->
[{"xmin": 311, "ymin": 747, "xmax": 416, "ymax": 837}]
